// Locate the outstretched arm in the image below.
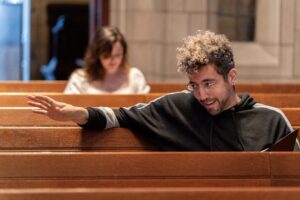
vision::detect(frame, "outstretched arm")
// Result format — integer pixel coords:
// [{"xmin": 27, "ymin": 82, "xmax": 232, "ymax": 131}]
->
[{"xmin": 27, "ymin": 95, "xmax": 89, "ymax": 125}]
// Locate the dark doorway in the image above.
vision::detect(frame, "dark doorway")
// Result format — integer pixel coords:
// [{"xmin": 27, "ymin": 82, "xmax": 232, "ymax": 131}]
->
[{"xmin": 46, "ymin": 4, "xmax": 89, "ymax": 80}]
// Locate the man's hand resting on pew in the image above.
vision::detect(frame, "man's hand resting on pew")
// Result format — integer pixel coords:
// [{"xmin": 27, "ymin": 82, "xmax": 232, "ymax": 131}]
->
[{"xmin": 27, "ymin": 95, "xmax": 89, "ymax": 125}]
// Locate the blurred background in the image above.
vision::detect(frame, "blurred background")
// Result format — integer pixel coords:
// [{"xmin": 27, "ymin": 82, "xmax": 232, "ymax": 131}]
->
[{"xmin": 1, "ymin": 0, "xmax": 299, "ymax": 83}]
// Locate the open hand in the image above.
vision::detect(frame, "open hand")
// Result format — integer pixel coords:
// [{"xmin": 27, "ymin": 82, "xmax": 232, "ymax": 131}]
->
[{"xmin": 27, "ymin": 95, "xmax": 88, "ymax": 124}]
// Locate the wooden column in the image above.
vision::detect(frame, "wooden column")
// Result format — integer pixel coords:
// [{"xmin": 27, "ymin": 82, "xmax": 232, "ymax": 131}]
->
[{"xmin": 89, "ymin": 0, "xmax": 109, "ymax": 41}]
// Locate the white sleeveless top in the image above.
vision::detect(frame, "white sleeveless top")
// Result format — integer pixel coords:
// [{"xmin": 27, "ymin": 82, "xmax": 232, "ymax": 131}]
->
[{"xmin": 64, "ymin": 67, "xmax": 150, "ymax": 94}]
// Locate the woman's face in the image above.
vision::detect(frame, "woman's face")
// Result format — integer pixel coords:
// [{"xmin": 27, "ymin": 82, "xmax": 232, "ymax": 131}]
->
[{"xmin": 100, "ymin": 41, "xmax": 124, "ymax": 75}]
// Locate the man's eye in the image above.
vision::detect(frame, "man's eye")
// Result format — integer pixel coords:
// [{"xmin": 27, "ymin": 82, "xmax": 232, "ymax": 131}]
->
[
  {"xmin": 187, "ymin": 83, "xmax": 197, "ymax": 91},
  {"xmin": 205, "ymin": 81, "xmax": 215, "ymax": 88}
]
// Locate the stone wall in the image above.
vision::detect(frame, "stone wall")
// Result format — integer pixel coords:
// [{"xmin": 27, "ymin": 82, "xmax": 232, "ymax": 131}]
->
[{"xmin": 111, "ymin": 0, "xmax": 300, "ymax": 83}]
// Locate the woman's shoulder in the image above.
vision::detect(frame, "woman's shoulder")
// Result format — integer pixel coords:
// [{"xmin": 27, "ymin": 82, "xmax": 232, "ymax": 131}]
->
[
  {"xmin": 70, "ymin": 68, "xmax": 86, "ymax": 77},
  {"xmin": 127, "ymin": 67, "xmax": 150, "ymax": 93},
  {"xmin": 68, "ymin": 68, "xmax": 88, "ymax": 81},
  {"xmin": 64, "ymin": 68, "xmax": 89, "ymax": 94},
  {"xmin": 129, "ymin": 67, "xmax": 145, "ymax": 77}
]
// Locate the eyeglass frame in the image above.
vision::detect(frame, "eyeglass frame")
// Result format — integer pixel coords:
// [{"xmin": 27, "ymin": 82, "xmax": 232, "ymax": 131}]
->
[{"xmin": 186, "ymin": 79, "xmax": 218, "ymax": 93}]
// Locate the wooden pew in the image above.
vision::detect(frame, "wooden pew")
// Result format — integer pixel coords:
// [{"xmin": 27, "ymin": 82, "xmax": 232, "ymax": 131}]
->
[
  {"xmin": 0, "ymin": 152, "xmax": 299, "ymax": 189},
  {"xmin": 236, "ymin": 83, "xmax": 300, "ymax": 93},
  {"xmin": 0, "ymin": 124, "xmax": 299, "ymax": 151},
  {"xmin": 2, "ymin": 81, "xmax": 300, "ymax": 93},
  {"xmin": 0, "ymin": 81, "xmax": 66, "ymax": 93},
  {"xmin": 251, "ymin": 94, "xmax": 300, "ymax": 108},
  {"xmin": 1, "ymin": 187, "xmax": 300, "ymax": 200},
  {"xmin": 270, "ymin": 152, "xmax": 300, "ymax": 186},
  {"xmin": 0, "ymin": 152, "xmax": 271, "ymax": 188},
  {"xmin": 0, "ymin": 94, "xmax": 146, "ymax": 107},
  {"xmin": 1, "ymin": 93, "xmax": 300, "ymax": 107},
  {"xmin": 0, "ymin": 128, "xmax": 155, "ymax": 151},
  {"xmin": 150, "ymin": 83, "xmax": 186, "ymax": 93},
  {"xmin": 150, "ymin": 83, "xmax": 300, "ymax": 93},
  {"xmin": 1, "ymin": 107, "xmax": 298, "ymax": 127},
  {"xmin": 0, "ymin": 107, "xmax": 76, "ymax": 126},
  {"xmin": 146, "ymin": 93, "xmax": 300, "ymax": 108}
]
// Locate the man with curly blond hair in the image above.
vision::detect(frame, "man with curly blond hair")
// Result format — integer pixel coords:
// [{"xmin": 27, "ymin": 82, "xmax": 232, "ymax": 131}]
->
[{"xmin": 28, "ymin": 30, "xmax": 298, "ymax": 151}]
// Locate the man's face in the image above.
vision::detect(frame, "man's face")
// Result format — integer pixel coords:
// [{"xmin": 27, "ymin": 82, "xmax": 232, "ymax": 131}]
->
[{"xmin": 187, "ymin": 64, "xmax": 238, "ymax": 115}]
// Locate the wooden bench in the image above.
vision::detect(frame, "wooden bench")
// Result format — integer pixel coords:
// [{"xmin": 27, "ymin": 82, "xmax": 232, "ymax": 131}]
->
[
  {"xmin": 0, "ymin": 81, "xmax": 66, "ymax": 93},
  {"xmin": 236, "ymin": 83, "xmax": 300, "ymax": 93},
  {"xmin": 0, "ymin": 152, "xmax": 272, "ymax": 188},
  {"xmin": 0, "ymin": 94, "xmax": 146, "ymax": 107},
  {"xmin": 0, "ymin": 128, "xmax": 155, "ymax": 151},
  {"xmin": 146, "ymin": 93, "xmax": 300, "ymax": 108},
  {"xmin": 0, "ymin": 125, "xmax": 299, "ymax": 151},
  {"xmin": 150, "ymin": 83, "xmax": 300, "ymax": 93},
  {"xmin": 1, "ymin": 93, "xmax": 300, "ymax": 107},
  {"xmin": 2, "ymin": 81, "xmax": 300, "ymax": 93},
  {"xmin": 1, "ymin": 107, "xmax": 299, "ymax": 127},
  {"xmin": 0, "ymin": 107, "xmax": 76, "ymax": 126},
  {"xmin": 0, "ymin": 152, "xmax": 298, "ymax": 189},
  {"xmin": 270, "ymin": 152, "xmax": 300, "ymax": 186},
  {"xmin": 1, "ymin": 187, "xmax": 300, "ymax": 200}
]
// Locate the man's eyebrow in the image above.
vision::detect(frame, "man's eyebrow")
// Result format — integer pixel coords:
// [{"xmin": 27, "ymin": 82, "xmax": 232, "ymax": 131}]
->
[
  {"xmin": 188, "ymin": 79, "xmax": 215, "ymax": 85},
  {"xmin": 202, "ymin": 78, "xmax": 215, "ymax": 82},
  {"xmin": 188, "ymin": 80, "xmax": 199, "ymax": 85}
]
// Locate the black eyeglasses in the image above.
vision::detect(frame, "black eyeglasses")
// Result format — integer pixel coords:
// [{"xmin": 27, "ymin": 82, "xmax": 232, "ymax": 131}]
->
[{"xmin": 186, "ymin": 80, "xmax": 217, "ymax": 92}]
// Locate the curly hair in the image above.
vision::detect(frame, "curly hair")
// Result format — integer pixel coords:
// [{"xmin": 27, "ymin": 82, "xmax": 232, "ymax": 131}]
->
[
  {"xmin": 177, "ymin": 30, "xmax": 235, "ymax": 79},
  {"xmin": 83, "ymin": 26, "xmax": 129, "ymax": 82}
]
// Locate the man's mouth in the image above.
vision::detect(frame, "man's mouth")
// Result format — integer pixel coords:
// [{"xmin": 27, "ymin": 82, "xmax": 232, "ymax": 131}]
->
[{"xmin": 201, "ymin": 99, "xmax": 216, "ymax": 106}]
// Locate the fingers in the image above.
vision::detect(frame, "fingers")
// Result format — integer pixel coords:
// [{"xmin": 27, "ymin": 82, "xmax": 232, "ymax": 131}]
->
[
  {"xmin": 27, "ymin": 100, "xmax": 49, "ymax": 110},
  {"xmin": 27, "ymin": 95, "xmax": 54, "ymax": 109},
  {"xmin": 31, "ymin": 108, "xmax": 48, "ymax": 115}
]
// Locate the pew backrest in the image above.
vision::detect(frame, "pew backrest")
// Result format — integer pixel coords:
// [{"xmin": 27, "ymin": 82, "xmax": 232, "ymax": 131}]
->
[
  {"xmin": 150, "ymin": 83, "xmax": 300, "ymax": 93},
  {"xmin": 0, "ymin": 127, "xmax": 155, "ymax": 151},
  {"xmin": 0, "ymin": 152, "xmax": 271, "ymax": 188},
  {"xmin": 1, "ymin": 107, "xmax": 300, "ymax": 126},
  {"xmin": 0, "ymin": 93, "xmax": 300, "ymax": 107},
  {"xmin": 0, "ymin": 152, "xmax": 299, "ymax": 188},
  {"xmin": 2, "ymin": 81, "xmax": 300, "ymax": 93},
  {"xmin": 0, "ymin": 81, "xmax": 66, "ymax": 92},
  {"xmin": 0, "ymin": 187, "xmax": 299, "ymax": 200},
  {"xmin": 0, "ymin": 94, "xmax": 146, "ymax": 107}
]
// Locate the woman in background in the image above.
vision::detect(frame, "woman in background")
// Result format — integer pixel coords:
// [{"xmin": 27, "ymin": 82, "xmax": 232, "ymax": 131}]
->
[{"xmin": 64, "ymin": 26, "xmax": 150, "ymax": 94}]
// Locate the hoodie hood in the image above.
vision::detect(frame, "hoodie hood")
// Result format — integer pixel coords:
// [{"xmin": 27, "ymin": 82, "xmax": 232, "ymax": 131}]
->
[
  {"xmin": 219, "ymin": 93, "xmax": 256, "ymax": 115},
  {"xmin": 234, "ymin": 93, "xmax": 256, "ymax": 111},
  {"xmin": 211, "ymin": 93, "xmax": 256, "ymax": 151}
]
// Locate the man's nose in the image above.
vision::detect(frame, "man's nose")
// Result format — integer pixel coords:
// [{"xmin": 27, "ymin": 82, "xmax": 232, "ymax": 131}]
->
[{"xmin": 195, "ymin": 87, "xmax": 208, "ymax": 101}]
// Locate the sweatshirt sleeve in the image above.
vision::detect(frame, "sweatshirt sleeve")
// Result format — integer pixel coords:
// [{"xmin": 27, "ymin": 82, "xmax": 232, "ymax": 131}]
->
[
  {"xmin": 271, "ymin": 108, "xmax": 300, "ymax": 151},
  {"xmin": 79, "ymin": 107, "xmax": 106, "ymax": 130}
]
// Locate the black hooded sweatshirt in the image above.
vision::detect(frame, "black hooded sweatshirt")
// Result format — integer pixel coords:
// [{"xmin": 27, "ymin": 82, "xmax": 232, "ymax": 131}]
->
[{"xmin": 83, "ymin": 92, "xmax": 295, "ymax": 151}]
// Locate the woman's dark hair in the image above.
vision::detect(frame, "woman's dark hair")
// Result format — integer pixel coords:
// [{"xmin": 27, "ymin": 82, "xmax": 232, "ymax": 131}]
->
[{"xmin": 83, "ymin": 26, "xmax": 129, "ymax": 81}]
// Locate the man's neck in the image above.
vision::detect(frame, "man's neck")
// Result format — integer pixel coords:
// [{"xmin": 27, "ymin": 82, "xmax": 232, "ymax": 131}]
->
[{"xmin": 225, "ymin": 93, "xmax": 241, "ymax": 110}]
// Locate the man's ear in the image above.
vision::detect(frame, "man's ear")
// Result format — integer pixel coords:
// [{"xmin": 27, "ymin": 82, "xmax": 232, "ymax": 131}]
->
[{"xmin": 228, "ymin": 68, "xmax": 237, "ymax": 85}]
